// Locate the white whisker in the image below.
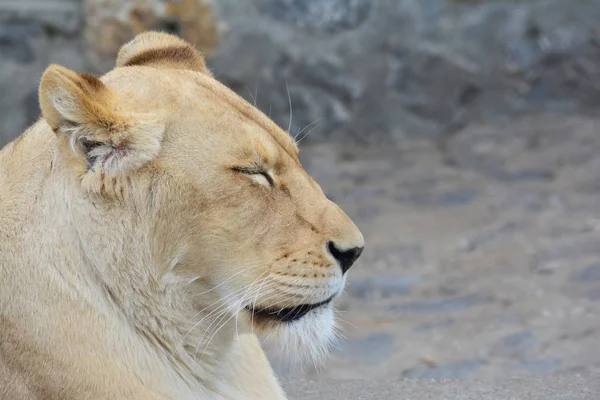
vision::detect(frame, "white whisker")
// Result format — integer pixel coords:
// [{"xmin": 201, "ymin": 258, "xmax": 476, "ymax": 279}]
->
[
  {"xmin": 294, "ymin": 118, "xmax": 321, "ymax": 141},
  {"xmin": 285, "ymin": 79, "xmax": 293, "ymax": 133},
  {"xmin": 191, "ymin": 262, "xmax": 262, "ymax": 297},
  {"xmin": 236, "ymin": 270, "xmax": 271, "ymax": 340},
  {"xmin": 250, "ymin": 272, "xmax": 274, "ymax": 333},
  {"xmin": 180, "ymin": 278, "xmax": 264, "ymax": 345},
  {"xmin": 296, "ymin": 122, "xmax": 320, "ymax": 144},
  {"xmin": 245, "ymin": 84, "xmax": 257, "ymax": 106}
]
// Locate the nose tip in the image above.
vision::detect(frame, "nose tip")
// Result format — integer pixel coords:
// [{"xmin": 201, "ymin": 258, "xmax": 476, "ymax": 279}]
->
[{"xmin": 327, "ymin": 242, "xmax": 364, "ymax": 274}]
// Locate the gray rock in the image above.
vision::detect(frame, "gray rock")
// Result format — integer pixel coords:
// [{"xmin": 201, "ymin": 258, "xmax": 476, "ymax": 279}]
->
[
  {"xmin": 215, "ymin": 0, "xmax": 600, "ymax": 142},
  {"xmin": 402, "ymin": 360, "xmax": 484, "ymax": 379},
  {"xmin": 0, "ymin": 22, "xmax": 41, "ymax": 63},
  {"xmin": 23, "ymin": 89, "xmax": 40, "ymax": 126},
  {"xmin": 0, "ymin": 0, "xmax": 86, "ymax": 143},
  {"xmin": 257, "ymin": 0, "xmax": 372, "ymax": 33},
  {"xmin": 3, "ymin": 0, "xmax": 600, "ymax": 144},
  {"xmin": 0, "ymin": 0, "xmax": 82, "ymax": 35}
]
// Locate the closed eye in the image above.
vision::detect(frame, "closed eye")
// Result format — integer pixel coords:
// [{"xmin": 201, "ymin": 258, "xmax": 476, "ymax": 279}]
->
[{"xmin": 233, "ymin": 167, "xmax": 274, "ymax": 187}]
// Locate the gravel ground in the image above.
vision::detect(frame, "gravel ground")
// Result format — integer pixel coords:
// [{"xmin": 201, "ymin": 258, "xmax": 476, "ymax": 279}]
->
[
  {"xmin": 278, "ymin": 113, "xmax": 600, "ymax": 382},
  {"xmin": 283, "ymin": 375, "xmax": 600, "ymax": 399}
]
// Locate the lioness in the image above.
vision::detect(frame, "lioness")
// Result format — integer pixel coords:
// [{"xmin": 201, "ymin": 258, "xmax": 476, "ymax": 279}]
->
[{"xmin": 0, "ymin": 32, "xmax": 364, "ymax": 399}]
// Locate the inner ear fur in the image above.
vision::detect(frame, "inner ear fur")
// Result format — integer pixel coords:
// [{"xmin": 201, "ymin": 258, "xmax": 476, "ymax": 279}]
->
[
  {"xmin": 116, "ymin": 31, "xmax": 210, "ymax": 74},
  {"xmin": 39, "ymin": 64, "xmax": 164, "ymax": 178}
]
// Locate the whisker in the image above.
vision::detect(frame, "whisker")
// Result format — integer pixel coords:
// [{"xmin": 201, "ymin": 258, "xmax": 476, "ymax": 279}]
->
[
  {"xmin": 245, "ymin": 84, "xmax": 257, "ymax": 106},
  {"xmin": 195, "ymin": 280, "xmax": 258, "ymax": 316},
  {"xmin": 296, "ymin": 122, "xmax": 320, "ymax": 144},
  {"xmin": 258, "ymin": 278, "xmax": 314, "ymax": 321},
  {"xmin": 252, "ymin": 276, "xmax": 305, "ymax": 310},
  {"xmin": 286, "ymin": 79, "xmax": 293, "ymax": 133},
  {"xmin": 237, "ymin": 270, "xmax": 271, "ymax": 339},
  {"xmin": 336, "ymin": 318, "xmax": 357, "ymax": 329},
  {"xmin": 294, "ymin": 118, "xmax": 321, "ymax": 141},
  {"xmin": 197, "ymin": 281, "xmax": 273, "ymax": 356},
  {"xmin": 196, "ymin": 275, "xmax": 274, "ymax": 352},
  {"xmin": 168, "ymin": 250, "xmax": 186, "ymax": 273},
  {"xmin": 190, "ymin": 262, "xmax": 262, "ymax": 297},
  {"xmin": 334, "ymin": 309, "xmax": 357, "ymax": 329},
  {"xmin": 254, "ymin": 83, "xmax": 258, "ymax": 107},
  {"xmin": 198, "ymin": 310, "xmax": 238, "ymax": 359},
  {"xmin": 195, "ymin": 284, "xmax": 262, "ymax": 353},
  {"xmin": 180, "ymin": 279, "xmax": 265, "ymax": 345},
  {"xmin": 195, "ymin": 307, "xmax": 233, "ymax": 355},
  {"xmin": 250, "ymin": 272, "xmax": 275, "ymax": 332},
  {"xmin": 279, "ymin": 285, "xmax": 317, "ymax": 320}
]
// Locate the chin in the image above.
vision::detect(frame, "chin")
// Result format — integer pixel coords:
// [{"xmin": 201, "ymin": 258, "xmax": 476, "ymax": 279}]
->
[{"xmin": 249, "ymin": 303, "xmax": 338, "ymax": 368}]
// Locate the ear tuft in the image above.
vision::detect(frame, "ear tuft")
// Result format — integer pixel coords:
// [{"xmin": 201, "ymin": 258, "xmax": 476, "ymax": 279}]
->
[{"xmin": 116, "ymin": 31, "xmax": 210, "ymax": 74}]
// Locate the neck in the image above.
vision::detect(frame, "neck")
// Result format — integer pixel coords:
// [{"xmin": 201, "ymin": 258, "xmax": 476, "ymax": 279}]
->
[{"xmin": 18, "ymin": 125, "xmax": 244, "ymax": 389}]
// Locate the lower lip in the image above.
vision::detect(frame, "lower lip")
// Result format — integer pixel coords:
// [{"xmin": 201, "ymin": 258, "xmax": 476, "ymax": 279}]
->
[{"xmin": 247, "ymin": 295, "xmax": 334, "ymax": 323}]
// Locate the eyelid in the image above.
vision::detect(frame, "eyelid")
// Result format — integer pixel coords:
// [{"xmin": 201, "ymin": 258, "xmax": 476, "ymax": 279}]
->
[
  {"xmin": 233, "ymin": 166, "xmax": 274, "ymax": 187},
  {"xmin": 233, "ymin": 166, "xmax": 261, "ymax": 174},
  {"xmin": 259, "ymin": 171, "xmax": 274, "ymax": 186}
]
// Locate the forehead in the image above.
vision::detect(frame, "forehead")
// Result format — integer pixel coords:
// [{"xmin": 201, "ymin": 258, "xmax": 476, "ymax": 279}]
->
[{"xmin": 105, "ymin": 67, "xmax": 300, "ymax": 165}]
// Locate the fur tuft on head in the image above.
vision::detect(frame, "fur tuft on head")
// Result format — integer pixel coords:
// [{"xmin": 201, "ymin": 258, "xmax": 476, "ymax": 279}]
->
[{"xmin": 117, "ymin": 31, "xmax": 210, "ymax": 74}]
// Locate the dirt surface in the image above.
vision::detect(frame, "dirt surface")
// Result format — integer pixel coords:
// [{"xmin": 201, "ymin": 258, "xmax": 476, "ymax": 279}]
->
[
  {"xmin": 279, "ymin": 114, "xmax": 600, "ymax": 381},
  {"xmin": 283, "ymin": 375, "xmax": 599, "ymax": 399}
]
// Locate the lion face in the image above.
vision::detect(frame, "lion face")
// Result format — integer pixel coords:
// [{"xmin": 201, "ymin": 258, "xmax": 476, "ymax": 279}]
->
[
  {"xmin": 157, "ymin": 82, "xmax": 364, "ymax": 362},
  {"xmin": 38, "ymin": 32, "xmax": 363, "ymax": 365}
]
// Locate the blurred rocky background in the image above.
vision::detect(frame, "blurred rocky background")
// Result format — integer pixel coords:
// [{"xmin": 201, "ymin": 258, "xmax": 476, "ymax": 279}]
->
[
  {"xmin": 2, "ymin": 0, "xmax": 600, "ymax": 144},
  {"xmin": 2, "ymin": 0, "xmax": 600, "ymax": 384}
]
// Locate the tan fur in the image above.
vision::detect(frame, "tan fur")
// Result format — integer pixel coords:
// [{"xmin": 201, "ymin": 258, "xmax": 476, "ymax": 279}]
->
[{"xmin": 0, "ymin": 32, "xmax": 363, "ymax": 399}]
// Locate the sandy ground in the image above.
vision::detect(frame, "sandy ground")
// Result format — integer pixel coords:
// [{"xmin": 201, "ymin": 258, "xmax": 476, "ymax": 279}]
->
[
  {"xmin": 283, "ymin": 375, "xmax": 599, "ymax": 399},
  {"xmin": 278, "ymin": 114, "xmax": 600, "ymax": 384}
]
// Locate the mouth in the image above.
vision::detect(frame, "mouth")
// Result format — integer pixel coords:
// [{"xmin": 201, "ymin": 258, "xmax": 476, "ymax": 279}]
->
[{"xmin": 247, "ymin": 295, "xmax": 335, "ymax": 323}]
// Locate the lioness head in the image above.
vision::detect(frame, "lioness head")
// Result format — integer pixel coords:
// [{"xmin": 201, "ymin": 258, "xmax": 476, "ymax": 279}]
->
[{"xmin": 37, "ymin": 32, "xmax": 363, "ymax": 365}]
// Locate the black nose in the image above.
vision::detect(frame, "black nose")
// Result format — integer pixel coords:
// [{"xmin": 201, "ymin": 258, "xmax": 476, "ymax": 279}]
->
[{"xmin": 327, "ymin": 242, "xmax": 363, "ymax": 274}]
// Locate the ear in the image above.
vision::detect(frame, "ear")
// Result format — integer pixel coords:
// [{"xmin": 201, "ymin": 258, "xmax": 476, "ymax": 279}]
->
[
  {"xmin": 116, "ymin": 31, "xmax": 211, "ymax": 74},
  {"xmin": 39, "ymin": 64, "xmax": 164, "ymax": 179}
]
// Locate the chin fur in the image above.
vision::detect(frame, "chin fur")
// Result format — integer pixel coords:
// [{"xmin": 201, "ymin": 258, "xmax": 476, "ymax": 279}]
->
[{"xmin": 257, "ymin": 305, "xmax": 338, "ymax": 368}]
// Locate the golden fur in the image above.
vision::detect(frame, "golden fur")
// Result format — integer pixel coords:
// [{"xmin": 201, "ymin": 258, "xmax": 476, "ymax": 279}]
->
[{"xmin": 0, "ymin": 32, "xmax": 364, "ymax": 399}]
